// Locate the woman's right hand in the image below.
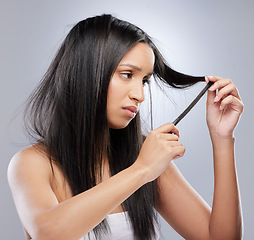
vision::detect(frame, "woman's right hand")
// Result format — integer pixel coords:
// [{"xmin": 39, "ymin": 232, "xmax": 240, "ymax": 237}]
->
[{"xmin": 134, "ymin": 122, "xmax": 185, "ymax": 183}]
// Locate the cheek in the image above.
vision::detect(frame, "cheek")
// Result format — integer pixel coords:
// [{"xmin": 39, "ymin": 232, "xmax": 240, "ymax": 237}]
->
[
  {"xmin": 107, "ymin": 82, "xmax": 116, "ymax": 106},
  {"xmin": 107, "ymin": 80, "xmax": 119, "ymax": 114},
  {"xmin": 107, "ymin": 78, "xmax": 124, "ymax": 103}
]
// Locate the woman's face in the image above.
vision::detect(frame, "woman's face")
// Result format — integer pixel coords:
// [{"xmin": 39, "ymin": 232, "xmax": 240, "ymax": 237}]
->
[{"xmin": 107, "ymin": 42, "xmax": 155, "ymax": 129}]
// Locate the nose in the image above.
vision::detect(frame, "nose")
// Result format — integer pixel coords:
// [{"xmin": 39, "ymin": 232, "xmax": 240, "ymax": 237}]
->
[{"xmin": 129, "ymin": 80, "xmax": 145, "ymax": 104}]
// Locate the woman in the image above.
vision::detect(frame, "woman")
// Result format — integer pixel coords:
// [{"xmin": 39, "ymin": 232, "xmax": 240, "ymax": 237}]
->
[{"xmin": 8, "ymin": 14, "xmax": 243, "ymax": 240}]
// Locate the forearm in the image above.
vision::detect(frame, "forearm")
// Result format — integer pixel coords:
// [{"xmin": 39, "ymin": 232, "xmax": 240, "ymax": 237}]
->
[
  {"xmin": 35, "ymin": 164, "xmax": 146, "ymax": 240},
  {"xmin": 209, "ymin": 137, "xmax": 242, "ymax": 239}
]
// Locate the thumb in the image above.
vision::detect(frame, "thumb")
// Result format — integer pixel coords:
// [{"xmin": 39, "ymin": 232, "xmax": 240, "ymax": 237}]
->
[
  {"xmin": 205, "ymin": 76, "xmax": 217, "ymax": 107},
  {"xmin": 207, "ymin": 88, "xmax": 217, "ymax": 107}
]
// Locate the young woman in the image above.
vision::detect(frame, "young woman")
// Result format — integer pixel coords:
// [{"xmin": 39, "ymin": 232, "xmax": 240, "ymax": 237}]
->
[{"xmin": 8, "ymin": 14, "xmax": 243, "ymax": 240}]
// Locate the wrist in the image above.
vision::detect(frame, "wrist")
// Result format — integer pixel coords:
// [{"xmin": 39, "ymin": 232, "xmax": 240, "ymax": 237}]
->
[
  {"xmin": 209, "ymin": 129, "xmax": 234, "ymax": 144},
  {"xmin": 130, "ymin": 160, "xmax": 150, "ymax": 185},
  {"xmin": 211, "ymin": 135, "xmax": 235, "ymax": 150}
]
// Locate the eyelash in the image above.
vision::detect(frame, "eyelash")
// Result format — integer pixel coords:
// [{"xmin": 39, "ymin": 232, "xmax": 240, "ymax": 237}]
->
[
  {"xmin": 121, "ymin": 73, "xmax": 133, "ymax": 79},
  {"xmin": 120, "ymin": 73, "xmax": 150, "ymax": 85}
]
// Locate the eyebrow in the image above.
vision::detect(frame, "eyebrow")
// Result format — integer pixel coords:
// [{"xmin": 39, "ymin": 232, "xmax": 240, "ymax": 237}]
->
[{"xmin": 119, "ymin": 63, "xmax": 154, "ymax": 76}]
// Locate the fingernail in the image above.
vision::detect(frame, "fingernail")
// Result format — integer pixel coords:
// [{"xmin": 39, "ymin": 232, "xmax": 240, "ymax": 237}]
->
[
  {"xmin": 214, "ymin": 96, "xmax": 219, "ymax": 102},
  {"xmin": 209, "ymin": 86, "xmax": 215, "ymax": 91},
  {"xmin": 208, "ymin": 75, "xmax": 214, "ymax": 80}
]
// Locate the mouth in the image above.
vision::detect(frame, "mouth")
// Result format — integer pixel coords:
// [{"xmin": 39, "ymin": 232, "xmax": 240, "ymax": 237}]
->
[{"xmin": 122, "ymin": 106, "xmax": 139, "ymax": 118}]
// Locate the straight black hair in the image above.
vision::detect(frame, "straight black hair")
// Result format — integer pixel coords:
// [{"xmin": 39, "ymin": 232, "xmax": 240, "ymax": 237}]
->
[{"xmin": 24, "ymin": 14, "xmax": 204, "ymax": 240}]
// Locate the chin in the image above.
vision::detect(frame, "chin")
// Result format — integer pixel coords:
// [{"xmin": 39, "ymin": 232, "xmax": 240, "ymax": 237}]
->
[{"xmin": 109, "ymin": 120, "xmax": 131, "ymax": 129}]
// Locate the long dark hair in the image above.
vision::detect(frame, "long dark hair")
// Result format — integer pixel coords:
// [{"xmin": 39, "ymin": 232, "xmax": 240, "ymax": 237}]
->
[{"xmin": 24, "ymin": 14, "xmax": 204, "ymax": 240}]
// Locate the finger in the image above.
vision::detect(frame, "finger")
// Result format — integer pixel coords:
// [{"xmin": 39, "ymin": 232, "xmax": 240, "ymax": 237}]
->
[
  {"xmin": 220, "ymin": 95, "xmax": 244, "ymax": 113},
  {"xmin": 160, "ymin": 133, "xmax": 179, "ymax": 141},
  {"xmin": 206, "ymin": 75, "xmax": 223, "ymax": 84},
  {"xmin": 165, "ymin": 141, "xmax": 183, "ymax": 147},
  {"xmin": 208, "ymin": 77, "xmax": 240, "ymax": 97},
  {"xmin": 214, "ymin": 83, "xmax": 240, "ymax": 103},
  {"xmin": 171, "ymin": 146, "xmax": 186, "ymax": 160},
  {"xmin": 208, "ymin": 77, "xmax": 231, "ymax": 92},
  {"xmin": 154, "ymin": 122, "xmax": 180, "ymax": 137}
]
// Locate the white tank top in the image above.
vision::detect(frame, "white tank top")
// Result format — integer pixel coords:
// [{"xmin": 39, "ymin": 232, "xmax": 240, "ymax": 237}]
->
[{"xmin": 81, "ymin": 211, "xmax": 160, "ymax": 240}]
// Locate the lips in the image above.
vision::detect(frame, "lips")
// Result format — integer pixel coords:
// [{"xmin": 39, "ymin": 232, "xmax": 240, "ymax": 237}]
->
[
  {"xmin": 123, "ymin": 106, "xmax": 138, "ymax": 114},
  {"xmin": 122, "ymin": 106, "xmax": 139, "ymax": 118}
]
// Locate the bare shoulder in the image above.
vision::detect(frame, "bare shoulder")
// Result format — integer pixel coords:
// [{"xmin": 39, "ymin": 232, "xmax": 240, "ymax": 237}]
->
[
  {"xmin": 8, "ymin": 143, "xmax": 72, "ymax": 205},
  {"xmin": 7, "ymin": 144, "xmax": 52, "ymax": 188},
  {"xmin": 7, "ymin": 144, "xmax": 64, "ymax": 239}
]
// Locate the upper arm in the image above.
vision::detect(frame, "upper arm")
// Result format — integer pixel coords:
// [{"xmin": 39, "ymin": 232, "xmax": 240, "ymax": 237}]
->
[
  {"xmin": 7, "ymin": 146, "xmax": 59, "ymax": 237},
  {"xmin": 156, "ymin": 162, "xmax": 211, "ymax": 240}
]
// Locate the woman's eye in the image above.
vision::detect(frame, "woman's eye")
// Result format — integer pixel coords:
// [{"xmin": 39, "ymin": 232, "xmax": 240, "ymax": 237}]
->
[{"xmin": 121, "ymin": 73, "xmax": 133, "ymax": 79}]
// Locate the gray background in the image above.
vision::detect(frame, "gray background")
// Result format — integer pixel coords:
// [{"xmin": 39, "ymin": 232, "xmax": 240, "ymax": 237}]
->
[{"xmin": 1, "ymin": 0, "xmax": 253, "ymax": 239}]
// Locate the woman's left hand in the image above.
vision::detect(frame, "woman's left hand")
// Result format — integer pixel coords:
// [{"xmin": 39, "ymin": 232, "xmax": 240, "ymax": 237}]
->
[{"xmin": 205, "ymin": 76, "xmax": 244, "ymax": 140}]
